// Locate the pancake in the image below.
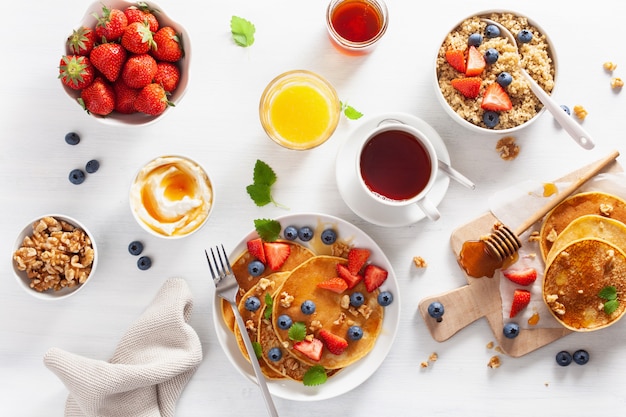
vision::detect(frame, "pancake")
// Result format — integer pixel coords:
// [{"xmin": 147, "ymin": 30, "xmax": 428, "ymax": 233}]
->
[
  {"xmin": 543, "ymin": 238, "xmax": 626, "ymax": 331},
  {"xmin": 545, "ymin": 214, "xmax": 626, "ymax": 266},
  {"xmin": 272, "ymin": 256, "xmax": 384, "ymax": 370},
  {"xmin": 539, "ymin": 191, "xmax": 626, "ymax": 261}
]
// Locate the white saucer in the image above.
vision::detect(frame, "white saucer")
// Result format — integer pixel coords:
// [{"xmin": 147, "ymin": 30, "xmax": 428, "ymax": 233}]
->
[{"xmin": 335, "ymin": 112, "xmax": 451, "ymax": 227}]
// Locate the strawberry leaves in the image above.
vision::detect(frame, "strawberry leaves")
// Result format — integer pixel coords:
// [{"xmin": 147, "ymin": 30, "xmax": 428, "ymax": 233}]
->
[
  {"xmin": 246, "ymin": 160, "xmax": 287, "ymax": 208},
  {"xmin": 599, "ymin": 286, "xmax": 619, "ymax": 315},
  {"xmin": 231, "ymin": 16, "xmax": 255, "ymax": 47}
]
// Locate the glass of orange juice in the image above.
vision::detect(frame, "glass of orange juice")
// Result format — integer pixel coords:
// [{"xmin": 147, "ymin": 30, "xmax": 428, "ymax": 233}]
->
[{"xmin": 259, "ymin": 70, "xmax": 341, "ymax": 150}]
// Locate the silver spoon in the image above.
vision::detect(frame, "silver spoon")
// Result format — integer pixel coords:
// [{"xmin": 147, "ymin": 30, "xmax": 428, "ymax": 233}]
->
[
  {"xmin": 438, "ymin": 160, "xmax": 475, "ymax": 189},
  {"xmin": 482, "ymin": 18, "xmax": 595, "ymax": 150}
]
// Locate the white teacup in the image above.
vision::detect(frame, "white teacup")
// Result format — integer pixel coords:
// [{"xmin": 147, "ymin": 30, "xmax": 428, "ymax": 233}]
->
[{"xmin": 356, "ymin": 120, "xmax": 441, "ymax": 221}]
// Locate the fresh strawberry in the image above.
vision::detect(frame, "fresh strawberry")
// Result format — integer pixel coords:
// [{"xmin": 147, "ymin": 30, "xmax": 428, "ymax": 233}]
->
[
  {"xmin": 465, "ymin": 45, "xmax": 486, "ymax": 76},
  {"xmin": 503, "ymin": 267, "xmax": 537, "ymax": 286},
  {"xmin": 124, "ymin": 3, "xmax": 159, "ymax": 32},
  {"xmin": 59, "ymin": 55, "xmax": 95, "ymax": 90},
  {"xmin": 246, "ymin": 238, "xmax": 266, "ymax": 263},
  {"xmin": 90, "ymin": 42, "xmax": 127, "ymax": 82},
  {"xmin": 113, "ymin": 80, "xmax": 139, "ymax": 114},
  {"xmin": 347, "ymin": 248, "xmax": 370, "ymax": 275},
  {"xmin": 134, "ymin": 83, "xmax": 171, "ymax": 116},
  {"xmin": 263, "ymin": 242, "xmax": 291, "ymax": 270},
  {"xmin": 509, "ymin": 289, "xmax": 531, "ymax": 318},
  {"xmin": 336, "ymin": 263, "xmax": 363, "ymax": 289},
  {"xmin": 78, "ymin": 77, "xmax": 115, "ymax": 116},
  {"xmin": 445, "ymin": 49, "xmax": 466, "ymax": 73},
  {"xmin": 121, "ymin": 21, "xmax": 155, "ymax": 54},
  {"xmin": 293, "ymin": 338, "xmax": 323, "ymax": 362},
  {"xmin": 152, "ymin": 26, "xmax": 183, "ymax": 62},
  {"xmin": 317, "ymin": 277, "xmax": 348, "ymax": 294},
  {"xmin": 66, "ymin": 26, "xmax": 96, "ymax": 56},
  {"xmin": 154, "ymin": 62, "xmax": 180, "ymax": 92},
  {"xmin": 481, "ymin": 83, "xmax": 513, "ymax": 111},
  {"xmin": 318, "ymin": 330, "xmax": 348, "ymax": 355},
  {"xmin": 451, "ymin": 77, "xmax": 481, "ymax": 99},
  {"xmin": 363, "ymin": 264, "xmax": 388, "ymax": 292},
  {"xmin": 121, "ymin": 54, "xmax": 157, "ymax": 89},
  {"xmin": 93, "ymin": 5, "xmax": 128, "ymax": 42}
]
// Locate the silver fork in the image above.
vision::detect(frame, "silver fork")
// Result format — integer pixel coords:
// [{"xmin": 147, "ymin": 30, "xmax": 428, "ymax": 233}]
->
[{"xmin": 206, "ymin": 245, "xmax": 279, "ymax": 417}]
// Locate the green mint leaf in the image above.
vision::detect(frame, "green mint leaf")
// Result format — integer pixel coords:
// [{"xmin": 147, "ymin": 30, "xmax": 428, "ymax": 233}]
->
[
  {"xmin": 253, "ymin": 159, "xmax": 277, "ymax": 186},
  {"xmin": 303, "ymin": 365, "xmax": 328, "ymax": 386},
  {"xmin": 246, "ymin": 183, "xmax": 272, "ymax": 207},
  {"xmin": 254, "ymin": 219, "xmax": 282, "ymax": 242},
  {"xmin": 230, "ymin": 16, "xmax": 255, "ymax": 47},
  {"xmin": 263, "ymin": 293, "xmax": 273, "ymax": 320},
  {"xmin": 340, "ymin": 101, "xmax": 363, "ymax": 120},
  {"xmin": 252, "ymin": 341, "xmax": 263, "ymax": 359},
  {"xmin": 599, "ymin": 286, "xmax": 617, "ymax": 301},
  {"xmin": 288, "ymin": 322, "xmax": 307, "ymax": 341},
  {"xmin": 605, "ymin": 299, "xmax": 619, "ymax": 315}
]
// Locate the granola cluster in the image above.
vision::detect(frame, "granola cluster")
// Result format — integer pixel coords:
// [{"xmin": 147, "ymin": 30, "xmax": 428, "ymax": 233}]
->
[{"xmin": 13, "ymin": 216, "xmax": 94, "ymax": 292}]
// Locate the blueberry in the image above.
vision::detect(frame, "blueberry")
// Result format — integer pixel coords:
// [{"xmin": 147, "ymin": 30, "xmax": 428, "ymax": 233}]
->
[
  {"xmin": 268, "ymin": 347, "xmax": 282, "ymax": 362},
  {"xmin": 561, "ymin": 104, "xmax": 571, "ymax": 115},
  {"xmin": 128, "ymin": 240, "xmax": 144, "ymax": 256},
  {"xmin": 347, "ymin": 325, "xmax": 363, "ymax": 341},
  {"xmin": 298, "ymin": 226, "xmax": 314, "ymax": 241},
  {"xmin": 483, "ymin": 111, "xmax": 500, "ymax": 128},
  {"xmin": 350, "ymin": 292, "xmax": 365, "ymax": 307},
  {"xmin": 517, "ymin": 29, "xmax": 533, "ymax": 43},
  {"xmin": 65, "ymin": 132, "xmax": 80, "ymax": 145},
  {"xmin": 503, "ymin": 322, "xmax": 520, "ymax": 339},
  {"xmin": 573, "ymin": 349, "xmax": 590, "ymax": 365},
  {"xmin": 427, "ymin": 302, "xmax": 445, "ymax": 322},
  {"xmin": 248, "ymin": 260, "xmax": 265, "ymax": 277},
  {"xmin": 245, "ymin": 296, "xmax": 261, "ymax": 312},
  {"xmin": 496, "ymin": 72, "xmax": 513, "ymax": 87},
  {"xmin": 137, "ymin": 256, "xmax": 152, "ymax": 270},
  {"xmin": 85, "ymin": 159, "xmax": 100, "ymax": 174},
  {"xmin": 556, "ymin": 350, "xmax": 572, "ymax": 366},
  {"xmin": 468, "ymin": 33, "xmax": 483, "ymax": 46},
  {"xmin": 484, "ymin": 48, "xmax": 499, "ymax": 64},
  {"xmin": 276, "ymin": 314, "xmax": 293, "ymax": 330},
  {"xmin": 320, "ymin": 228, "xmax": 337, "ymax": 245},
  {"xmin": 69, "ymin": 169, "xmax": 86, "ymax": 185},
  {"xmin": 485, "ymin": 24, "xmax": 500, "ymax": 38},
  {"xmin": 284, "ymin": 225, "xmax": 298, "ymax": 241},
  {"xmin": 377, "ymin": 291, "xmax": 394, "ymax": 307},
  {"xmin": 301, "ymin": 300, "xmax": 316, "ymax": 315}
]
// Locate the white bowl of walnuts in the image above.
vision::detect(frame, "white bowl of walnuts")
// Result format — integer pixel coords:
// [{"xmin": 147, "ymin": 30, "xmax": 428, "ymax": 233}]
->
[{"xmin": 12, "ymin": 215, "xmax": 98, "ymax": 300}]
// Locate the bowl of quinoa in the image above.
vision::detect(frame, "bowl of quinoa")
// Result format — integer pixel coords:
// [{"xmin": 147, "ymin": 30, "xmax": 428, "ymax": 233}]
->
[{"xmin": 434, "ymin": 11, "xmax": 557, "ymax": 133}]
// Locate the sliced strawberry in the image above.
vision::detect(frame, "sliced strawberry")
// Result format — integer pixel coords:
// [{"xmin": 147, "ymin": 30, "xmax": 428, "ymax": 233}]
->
[
  {"xmin": 293, "ymin": 338, "xmax": 323, "ymax": 362},
  {"xmin": 503, "ymin": 267, "xmax": 537, "ymax": 286},
  {"xmin": 246, "ymin": 238, "xmax": 266, "ymax": 263},
  {"xmin": 481, "ymin": 83, "xmax": 513, "ymax": 111},
  {"xmin": 318, "ymin": 329, "xmax": 348, "ymax": 355},
  {"xmin": 263, "ymin": 242, "xmax": 290, "ymax": 270},
  {"xmin": 317, "ymin": 277, "xmax": 349, "ymax": 294},
  {"xmin": 465, "ymin": 45, "xmax": 486, "ymax": 76},
  {"xmin": 509, "ymin": 289, "xmax": 531, "ymax": 318},
  {"xmin": 451, "ymin": 77, "xmax": 481, "ymax": 98},
  {"xmin": 445, "ymin": 49, "xmax": 466, "ymax": 73},
  {"xmin": 337, "ymin": 263, "xmax": 363, "ymax": 289},
  {"xmin": 363, "ymin": 264, "xmax": 388, "ymax": 292},
  {"xmin": 347, "ymin": 248, "xmax": 370, "ymax": 275}
]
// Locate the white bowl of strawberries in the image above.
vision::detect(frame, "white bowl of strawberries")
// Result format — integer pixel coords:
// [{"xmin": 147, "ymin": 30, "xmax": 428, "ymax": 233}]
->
[
  {"xmin": 59, "ymin": 0, "xmax": 190, "ymax": 126},
  {"xmin": 434, "ymin": 10, "xmax": 557, "ymax": 134}
]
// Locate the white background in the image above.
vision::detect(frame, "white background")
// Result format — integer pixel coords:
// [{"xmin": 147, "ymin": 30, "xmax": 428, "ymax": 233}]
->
[{"xmin": 2, "ymin": 0, "xmax": 626, "ymax": 415}]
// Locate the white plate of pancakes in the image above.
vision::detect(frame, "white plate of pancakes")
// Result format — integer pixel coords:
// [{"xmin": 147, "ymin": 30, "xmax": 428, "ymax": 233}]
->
[{"xmin": 212, "ymin": 212, "xmax": 400, "ymax": 401}]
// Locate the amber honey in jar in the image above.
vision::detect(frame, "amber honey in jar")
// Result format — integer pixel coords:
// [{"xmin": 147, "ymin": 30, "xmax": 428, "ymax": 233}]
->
[{"xmin": 326, "ymin": 0, "xmax": 388, "ymax": 53}]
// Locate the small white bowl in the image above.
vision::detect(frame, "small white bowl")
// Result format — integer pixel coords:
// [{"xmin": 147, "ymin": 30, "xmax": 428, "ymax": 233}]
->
[
  {"xmin": 12, "ymin": 215, "xmax": 98, "ymax": 300},
  {"xmin": 62, "ymin": 0, "xmax": 190, "ymax": 126},
  {"xmin": 434, "ymin": 10, "xmax": 558, "ymax": 135}
]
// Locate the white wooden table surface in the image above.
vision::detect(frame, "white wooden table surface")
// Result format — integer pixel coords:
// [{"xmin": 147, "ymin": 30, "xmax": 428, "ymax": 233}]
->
[{"xmin": 2, "ymin": 0, "xmax": 626, "ymax": 415}]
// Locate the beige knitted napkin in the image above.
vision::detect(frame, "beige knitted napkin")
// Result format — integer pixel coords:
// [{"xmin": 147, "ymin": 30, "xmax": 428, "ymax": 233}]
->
[{"xmin": 43, "ymin": 278, "xmax": 203, "ymax": 417}]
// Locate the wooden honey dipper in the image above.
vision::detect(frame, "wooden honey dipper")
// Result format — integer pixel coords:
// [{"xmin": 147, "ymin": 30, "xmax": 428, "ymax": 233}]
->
[{"xmin": 459, "ymin": 150, "xmax": 620, "ymax": 278}]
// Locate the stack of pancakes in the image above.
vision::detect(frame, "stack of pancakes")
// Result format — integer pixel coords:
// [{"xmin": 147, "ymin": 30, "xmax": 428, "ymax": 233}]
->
[
  {"xmin": 540, "ymin": 191, "xmax": 626, "ymax": 331},
  {"xmin": 222, "ymin": 241, "xmax": 385, "ymax": 382}
]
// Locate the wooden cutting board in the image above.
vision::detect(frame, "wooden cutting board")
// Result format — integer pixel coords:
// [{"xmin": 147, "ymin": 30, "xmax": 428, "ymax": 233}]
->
[{"xmin": 418, "ymin": 156, "xmax": 623, "ymax": 357}]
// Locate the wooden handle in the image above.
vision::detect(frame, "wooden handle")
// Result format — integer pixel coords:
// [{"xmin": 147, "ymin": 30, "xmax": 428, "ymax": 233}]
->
[{"xmin": 514, "ymin": 150, "xmax": 620, "ymax": 235}]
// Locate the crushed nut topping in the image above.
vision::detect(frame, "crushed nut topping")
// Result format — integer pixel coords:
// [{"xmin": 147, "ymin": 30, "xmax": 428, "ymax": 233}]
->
[
  {"xmin": 333, "ymin": 312, "xmax": 347, "ymax": 326},
  {"xmin": 488, "ymin": 356, "xmax": 501, "ymax": 369},
  {"xmin": 573, "ymin": 105, "xmax": 588, "ymax": 120},
  {"xmin": 611, "ymin": 77, "xmax": 624, "ymax": 89},
  {"xmin": 546, "ymin": 228, "xmax": 558, "ymax": 243},
  {"xmin": 279, "ymin": 292, "xmax": 294, "ymax": 308},
  {"xmin": 358, "ymin": 304, "xmax": 373, "ymax": 319},
  {"xmin": 604, "ymin": 61, "xmax": 618, "ymax": 71},
  {"xmin": 340, "ymin": 294, "xmax": 350, "ymax": 309},
  {"xmin": 413, "ymin": 256, "xmax": 427, "ymax": 268},
  {"xmin": 496, "ymin": 136, "xmax": 520, "ymax": 161},
  {"xmin": 309, "ymin": 320, "xmax": 322, "ymax": 332},
  {"xmin": 600, "ymin": 203, "xmax": 614, "ymax": 217}
]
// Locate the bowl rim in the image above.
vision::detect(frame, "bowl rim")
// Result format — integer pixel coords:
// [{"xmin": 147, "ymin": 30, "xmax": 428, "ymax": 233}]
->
[
  {"xmin": 12, "ymin": 214, "xmax": 98, "ymax": 301},
  {"xmin": 433, "ymin": 9, "xmax": 559, "ymax": 135}
]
